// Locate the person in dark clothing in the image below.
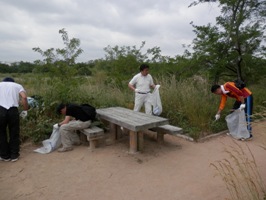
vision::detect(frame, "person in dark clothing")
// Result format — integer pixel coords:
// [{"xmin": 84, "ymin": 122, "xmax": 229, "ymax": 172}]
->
[
  {"xmin": 0, "ymin": 77, "xmax": 29, "ymax": 162},
  {"xmin": 55, "ymin": 103, "xmax": 95, "ymax": 152}
]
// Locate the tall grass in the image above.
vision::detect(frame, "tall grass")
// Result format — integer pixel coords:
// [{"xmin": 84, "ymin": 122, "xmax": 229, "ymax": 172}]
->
[
  {"xmin": 1, "ymin": 73, "xmax": 265, "ymax": 142},
  {"xmin": 156, "ymin": 75, "xmax": 228, "ymax": 139},
  {"xmin": 210, "ymin": 141, "xmax": 266, "ymax": 200}
]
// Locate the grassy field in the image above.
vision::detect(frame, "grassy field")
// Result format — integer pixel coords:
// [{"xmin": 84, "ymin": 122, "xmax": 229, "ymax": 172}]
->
[{"xmin": 1, "ymin": 73, "xmax": 265, "ymax": 142}]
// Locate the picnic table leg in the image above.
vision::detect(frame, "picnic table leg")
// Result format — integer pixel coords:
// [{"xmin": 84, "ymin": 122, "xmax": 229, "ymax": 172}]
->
[
  {"xmin": 104, "ymin": 122, "xmax": 117, "ymax": 145},
  {"xmin": 138, "ymin": 131, "xmax": 144, "ymax": 151},
  {"xmin": 157, "ymin": 131, "xmax": 164, "ymax": 144},
  {"xmin": 89, "ymin": 139, "xmax": 97, "ymax": 151},
  {"xmin": 129, "ymin": 131, "xmax": 137, "ymax": 153},
  {"xmin": 109, "ymin": 123, "xmax": 117, "ymax": 140}
]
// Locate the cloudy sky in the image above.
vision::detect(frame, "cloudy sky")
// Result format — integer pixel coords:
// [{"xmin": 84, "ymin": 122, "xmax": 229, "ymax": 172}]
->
[{"xmin": 0, "ymin": 0, "xmax": 219, "ymax": 63}]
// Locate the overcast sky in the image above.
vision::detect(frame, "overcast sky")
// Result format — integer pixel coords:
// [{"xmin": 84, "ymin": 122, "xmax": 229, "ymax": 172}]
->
[{"xmin": 0, "ymin": 0, "xmax": 219, "ymax": 63}]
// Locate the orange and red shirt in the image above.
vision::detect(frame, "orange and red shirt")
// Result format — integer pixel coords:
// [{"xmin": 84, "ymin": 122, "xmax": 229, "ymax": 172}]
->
[{"xmin": 218, "ymin": 82, "xmax": 252, "ymax": 111}]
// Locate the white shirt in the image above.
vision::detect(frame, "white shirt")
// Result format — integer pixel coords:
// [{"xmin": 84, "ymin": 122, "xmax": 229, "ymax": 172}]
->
[
  {"xmin": 129, "ymin": 73, "xmax": 154, "ymax": 93},
  {"xmin": 0, "ymin": 82, "xmax": 26, "ymax": 109}
]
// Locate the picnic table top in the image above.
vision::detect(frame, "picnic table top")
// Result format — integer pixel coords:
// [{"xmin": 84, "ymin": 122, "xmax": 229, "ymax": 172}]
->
[{"xmin": 96, "ymin": 107, "xmax": 169, "ymax": 132}]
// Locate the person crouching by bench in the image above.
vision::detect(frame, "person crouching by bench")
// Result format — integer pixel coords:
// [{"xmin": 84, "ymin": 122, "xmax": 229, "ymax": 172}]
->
[{"xmin": 55, "ymin": 103, "xmax": 96, "ymax": 152}]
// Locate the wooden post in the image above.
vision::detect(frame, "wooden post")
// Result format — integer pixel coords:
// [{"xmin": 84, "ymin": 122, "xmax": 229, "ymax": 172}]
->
[
  {"xmin": 157, "ymin": 131, "xmax": 164, "ymax": 144},
  {"xmin": 109, "ymin": 123, "xmax": 117, "ymax": 141},
  {"xmin": 129, "ymin": 131, "xmax": 137, "ymax": 153},
  {"xmin": 89, "ymin": 140, "xmax": 97, "ymax": 151}
]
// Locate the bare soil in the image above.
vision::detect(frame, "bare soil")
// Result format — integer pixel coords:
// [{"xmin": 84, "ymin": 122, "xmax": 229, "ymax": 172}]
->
[{"xmin": 1, "ymin": 121, "xmax": 266, "ymax": 200}]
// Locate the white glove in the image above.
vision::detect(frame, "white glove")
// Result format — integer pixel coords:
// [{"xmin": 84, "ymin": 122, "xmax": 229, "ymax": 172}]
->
[
  {"xmin": 53, "ymin": 123, "xmax": 59, "ymax": 129},
  {"xmin": 135, "ymin": 89, "xmax": 139, "ymax": 93},
  {"xmin": 240, "ymin": 104, "xmax": 246, "ymax": 110},
  {"xmin": 20, "ymin": 111, "xmax": 28, "ymax": 118},
  {"xmin": 215, "ymin": 114, "xmax": 220, "ymax": 121}
]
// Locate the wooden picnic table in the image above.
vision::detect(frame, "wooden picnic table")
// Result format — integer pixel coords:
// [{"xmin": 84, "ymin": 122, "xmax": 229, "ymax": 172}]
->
[{"xmin": 96, "ymin": 107, "xmax": 169, "ymax": 153}]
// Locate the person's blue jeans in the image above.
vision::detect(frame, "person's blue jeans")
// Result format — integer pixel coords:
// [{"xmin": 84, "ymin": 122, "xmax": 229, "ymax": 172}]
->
[{"xmin": 0, "ymin": 106, "xmax": 20, "ymax": 159}]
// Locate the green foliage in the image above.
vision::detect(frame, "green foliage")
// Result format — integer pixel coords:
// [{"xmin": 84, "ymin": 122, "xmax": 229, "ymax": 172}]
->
[
  {"xmin": 74, "ymin": 62, "xmax": 94, "ymax": 76},
  {"xmin": 0, "ymin": 63, "xmax": 11, "ymax": 73},
  {"xmin": 101, "ymin": 41, "xmax": 147, "ymax": 81},
  {"xmin": 0, "ymin": 62, "xmax": 35, "ymax": 73},
  {"xmin": 190, "ymin": 0, "xmax": 266, "ymax": 83},
  {"xmin": 33, "ymin": 28, "xmax": 83, "ymax": 66},
  {"xmin": 20, "ymin": 105, "xmax": 55, "ymax": 143},
  {"xmin": 6, "ymin": 73, "xmax": 266, "ymax": 143},
  {"xmin": 157, "ymin": 75, "xmax": 228, "ymax": 139}
]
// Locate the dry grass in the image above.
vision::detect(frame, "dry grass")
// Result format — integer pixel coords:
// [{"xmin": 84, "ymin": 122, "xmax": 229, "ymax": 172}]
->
[{"xmin": 210, "ymin": 141, "xmax": 266, "ymax": 200}]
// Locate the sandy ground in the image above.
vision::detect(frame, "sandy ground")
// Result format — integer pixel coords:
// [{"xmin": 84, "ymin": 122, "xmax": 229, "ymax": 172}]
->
[{"xmin": 1, "ymin": 121, "xmax": 266, "ymax": 200}]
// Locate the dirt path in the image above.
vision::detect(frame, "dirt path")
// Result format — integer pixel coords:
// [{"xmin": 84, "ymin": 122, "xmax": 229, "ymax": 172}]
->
[{"xmin": 1, "ymin": 121, "xmax": 266, "ymax": 200}]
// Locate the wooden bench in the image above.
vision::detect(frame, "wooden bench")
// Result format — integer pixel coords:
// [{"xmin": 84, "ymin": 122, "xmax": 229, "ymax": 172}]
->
[
  {"xmin": 80, "ymin": 126, "xmax": 105, "ymax": 150},
  {"xmin": 151, "ymin": 124, "xmax": 193, "ymax": 143}
]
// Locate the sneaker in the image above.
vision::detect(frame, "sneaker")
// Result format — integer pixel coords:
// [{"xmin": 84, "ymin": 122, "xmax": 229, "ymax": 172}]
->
[
  {"xmin": 0, "ymin": 157, "xmax": 11, "ymax": 162},
  {"xmin": 57, "ymin": 147, "xmax": 73, "ymax": 152},
  {"xmin": 11, "ymin": 157, "xmax": 19, "ymax": 162},
  {"xmin": 241, "ymin": 134, "xmax": 253, "ymax": 141},
  {"xmin": 246, "ymin": 134, "xmax": 253, "ymax": 141}
]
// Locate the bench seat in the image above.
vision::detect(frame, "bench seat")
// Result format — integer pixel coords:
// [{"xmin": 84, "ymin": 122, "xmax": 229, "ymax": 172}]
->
[
  {"xmin": 156, "ymin": 125, "xmax": 183, "ymax": 135},
  {"xmin": 150, "ymin": 124, "xmax": 193, "ymax": 142},
  {"xmin": 80, "ymin": 126, "xmax": 104, "ymax": 150}
]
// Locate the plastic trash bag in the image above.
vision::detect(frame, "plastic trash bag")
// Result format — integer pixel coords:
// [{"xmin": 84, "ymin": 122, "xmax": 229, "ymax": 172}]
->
[
  {"xmin": 27, "ymin": 96, "xmax": 39, "ymax": 108},
  {"xmin": 149, "ymin": 85, "xmax": 162, "ymax": 116},
  {"xmin": 34, "ymin": 127, "xmax": 61, "ymax": 154},
  {"xmin": 225, "ymin": 109, "xmax": 250, "ymax": 140}
]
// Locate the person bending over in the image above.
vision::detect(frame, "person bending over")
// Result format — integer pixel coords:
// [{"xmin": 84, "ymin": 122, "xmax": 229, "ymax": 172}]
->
[
  {"xmin": 55, "ymin": 103, "xmax": 96, "ymax": 152},
  {"xmin": 211, "ymin": 82, "xmax": 253, "ymax": 139}
]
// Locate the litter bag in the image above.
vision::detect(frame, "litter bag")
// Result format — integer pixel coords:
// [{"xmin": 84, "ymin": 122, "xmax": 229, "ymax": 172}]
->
[
  {"xmin": 34, "ymin": 127, "xmax": 61, "ymax": 154},
  {"xmin": 225, "ymin": 109, "xmax": 250, "ymax": 140},
  {"xmin": 149, "ymin": 85, "xmax": 162, "ymax": 116}
]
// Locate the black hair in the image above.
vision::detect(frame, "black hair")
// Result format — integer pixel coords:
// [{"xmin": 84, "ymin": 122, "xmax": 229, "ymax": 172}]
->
[
  {"xmin": 211, "ymin": 85, "xmax": 221, "ymax": 93},
  {"xmin": 3, "ymin": 77, "xmax": 15, "ymax": 82},
  {"xmin": 56, "ymin": 103, "xmax": 66, "ymax": 114},
  {"xmin": 139, "ymin": 64, "xmax": 149, "ymax": 72}
]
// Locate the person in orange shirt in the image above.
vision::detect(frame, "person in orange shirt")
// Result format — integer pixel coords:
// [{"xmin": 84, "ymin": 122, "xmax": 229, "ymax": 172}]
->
[{"xmin": 211, "ymin": 82, "xmax": 253, "ymax": 139}]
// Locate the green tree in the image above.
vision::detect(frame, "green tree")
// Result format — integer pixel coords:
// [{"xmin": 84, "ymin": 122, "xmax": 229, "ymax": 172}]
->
[
  {"xmin": 189, "ymin": 0, "xmax": 266, "ymax": 83},
  {"xmin": 101, "ymin": 41, "xmax": 173, "ymax": 77},
  {"xmin": 99, "ymin": 42, "xmax": 148, "ymax": 84},
  {"xmin": 33, "ymin": 28, "xmax": 83, "ymax": 66},
  {"xmin": 0, "ymin": 63, "xmax": 12, "ymax": 73},
  {"xmin": 11, "ymin": 61, "xmax": 35, "ymax": 73}
]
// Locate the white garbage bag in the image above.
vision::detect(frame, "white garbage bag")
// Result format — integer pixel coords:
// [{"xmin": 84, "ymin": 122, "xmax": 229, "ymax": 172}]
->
[
  {"xmin": 34, "ymin": 127, "xmax": 61, "ymax": 154},
  {"xmin": 149, "ymin": 85, "xmax": 162, "ymax": 116},
  {"xmin": 225, "ymin": 109, "xmax": 250, "ymax": 140}
]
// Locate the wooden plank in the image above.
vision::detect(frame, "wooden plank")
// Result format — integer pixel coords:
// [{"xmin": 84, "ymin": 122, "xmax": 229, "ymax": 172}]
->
[
  {"xmin": 81, "ymin": 126, "xmax": 104, "ymax": 136},
  {"xmin": 79, "ymin": 126, "xmax": 105, "ymax": 151},
  {"xmin": 156, "ymin": 125, "xmax": 183, "ymax": 135},
  {"xmin": 154, "ymin": 125, "xmax": 194, "ymax": 142}
]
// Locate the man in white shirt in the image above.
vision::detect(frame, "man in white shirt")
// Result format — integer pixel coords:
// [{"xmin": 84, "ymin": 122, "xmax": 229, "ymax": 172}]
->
[
  {"xmin": 128, "ymin": 64, "xmax": 156, "ymax": 115},
  {"xmin": 0, "ymin": 77, "xmax": 28, "ymax": 162}
]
